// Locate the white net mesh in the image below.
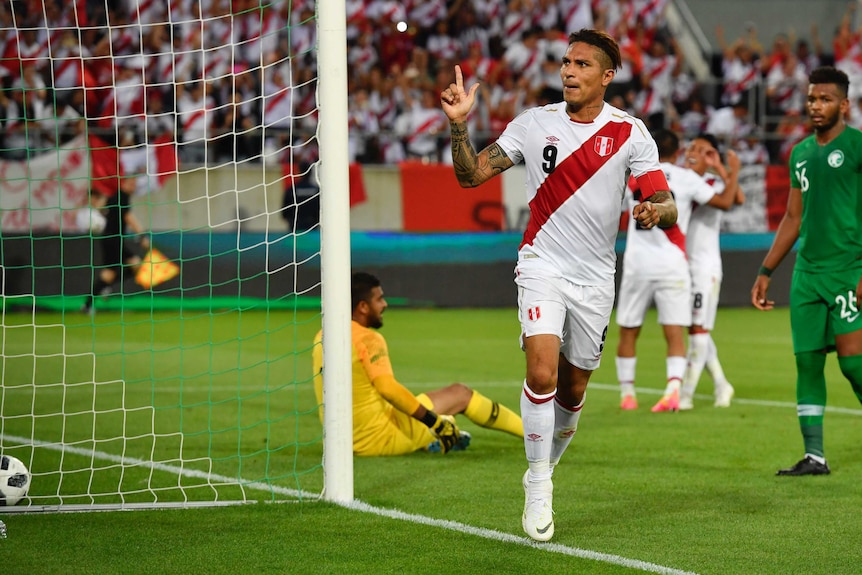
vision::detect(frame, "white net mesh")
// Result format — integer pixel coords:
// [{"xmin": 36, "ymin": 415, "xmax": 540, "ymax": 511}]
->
[{"xmin": 0, "ymin": 0, "xmax": 325, "ymax": 510}]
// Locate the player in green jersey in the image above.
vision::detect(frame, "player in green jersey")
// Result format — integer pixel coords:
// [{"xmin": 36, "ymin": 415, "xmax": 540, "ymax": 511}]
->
[{"xmin": 752, "ymin": 66, "xmax": 862, "ymax": 476}]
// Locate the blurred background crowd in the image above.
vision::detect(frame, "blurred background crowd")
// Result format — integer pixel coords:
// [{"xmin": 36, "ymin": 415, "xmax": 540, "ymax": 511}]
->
[{"xmin": 2, "ymin": 0, "xmax": 862, "ymax": 168}]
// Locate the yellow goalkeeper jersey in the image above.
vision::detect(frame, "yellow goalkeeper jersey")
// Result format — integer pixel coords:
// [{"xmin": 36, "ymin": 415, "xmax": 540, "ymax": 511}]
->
[{"xmin": 312, "ymin": 321, "xmax": 433, "ymax": 455}]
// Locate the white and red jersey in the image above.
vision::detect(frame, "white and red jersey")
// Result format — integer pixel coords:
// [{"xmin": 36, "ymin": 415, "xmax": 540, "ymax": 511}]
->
[
  {"xmin": 348, "ymin": 38, "xmax": 379, "ymax": 76},
  {"xmin": 531, "ymin": 0, "xmax": 560, "ymax": 32},
  {"xmin": 560, "ymin": 0, "xmax": 594, "ymax": 34},
  {"xmin": 52, "ymin": 44, "xmax": 89, "ymax": 90},
  {"xmin": 176, "ymin": 91, "xmax": 214, "ymax": 142},
  {"xmin": 766, "ymin": 59, "xmax": 807, "ymax": 114},
  {"xmin": 460, "ymin": 55, "xmax": 498, "ymax": 86},
  {"xmin": 366, "ymin": 0, "xmax": 406, "ymax": 24},
  {"xmin": 686, "ymin": 173, "xmax": 726, "ymax": 277},
  {"xmin": 239, "ymin": 7, "xmax": 282, "ymax": 65},
  {"xmin": 502, "ymin": 41, "xmax": 543, "ymax": 87},
  {"xmin": 126, "ymin": 0, "xmax": 166, "ymax": 25},
  {"xmin": 622, "ymin": 162, "xmax": 715, "ymax": 280},
  {"xmin": 635, "ymin": 53, "xmax": 676, "ymax": 117},
  {"xmin": 345, "ymin": 0, "xmax": 369, "ymax": 42},
  {"xmin": 636, "ymin": 0, "xmax": 669, "ymax": 32},
  {"xmin": 402, "ymin": 102, "xmax": 448, "ymax": 157},
  {"xmin": 426, "ymin": 33, "xmax": 462, "ymax": 63},
  {"xmin": 500, "ymin": 10, "xmax": 529, "ymax": 48},
  {"xmin": 262, "ymin": 69, "xmax": 294, "ymax": 129},
  {"xmin": 472, "ymin": 0, "xmax": 505, "ymax": 37},
  {"xmin": 496, "ymin": 102, "xmax": 666, "ymax": 285},
  {"xmin": 102, "ymin": 72, "xmax": 147, "ymax": 126},
  {"xmin": 408, "ymin": 0, "xmax": 448, "ymax": 29},
  {"xmin": 721, "ymin": 56, "xmax": 760, "ymax": 106}
]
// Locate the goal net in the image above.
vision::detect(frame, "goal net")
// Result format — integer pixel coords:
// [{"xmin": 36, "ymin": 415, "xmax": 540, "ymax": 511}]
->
[{"xmin": 0, "ymin": 0, "xmax": 352, "ymax": 510}]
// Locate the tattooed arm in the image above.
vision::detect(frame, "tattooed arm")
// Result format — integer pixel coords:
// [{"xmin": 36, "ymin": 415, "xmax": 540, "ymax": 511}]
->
[
  {"xmin": 632, "ymin": 190, "xmax": 678, "ymax": 229},
  {"xmin": 441, "ymin": 65, "xmax": 513, "ymax": 188},
  {"xmin": 449, "ymin": 121, "xmax": 514, "ymax": 188}
]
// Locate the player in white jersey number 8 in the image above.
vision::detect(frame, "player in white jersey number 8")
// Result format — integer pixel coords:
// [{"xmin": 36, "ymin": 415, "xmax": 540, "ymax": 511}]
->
[{"xmin": 441, "ymin": 28, "xmax": 677, "ymax": 541}]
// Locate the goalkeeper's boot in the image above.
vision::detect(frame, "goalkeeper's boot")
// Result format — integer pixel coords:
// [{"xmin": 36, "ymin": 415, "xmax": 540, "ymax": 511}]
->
[
  {"xmin": 776, "ymin": 455, "xmax": 830, "ymax": 476},
  {"xmin": 522, "ymin": 470, "xmax": 554, "ymax": 542},
  {"xmin": 651, "ymin": 389, "xmax": 679, "ymax": 413},
  {"xmin": 427, "ymin": 431, "xmax": 472, "ymax": 454},
  {"xmin": 714, "ymin": 382, "xmax": 735, "ymax": 408}
]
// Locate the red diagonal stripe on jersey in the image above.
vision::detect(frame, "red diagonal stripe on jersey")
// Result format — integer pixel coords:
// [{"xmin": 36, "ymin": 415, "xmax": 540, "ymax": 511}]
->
[
  {"xmin": 521, "ymin": 119, "xmax": 634, "ymax": 248},
  {"xmin": 663, "ymin": 223, "xmax": 687, "ymax": 256}
]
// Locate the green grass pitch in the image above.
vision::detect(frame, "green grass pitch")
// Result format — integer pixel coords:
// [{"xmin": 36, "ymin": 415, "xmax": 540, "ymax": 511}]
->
[{"xmin": 1, "ymin": 306, "xmax": 861, "ymax": 574}]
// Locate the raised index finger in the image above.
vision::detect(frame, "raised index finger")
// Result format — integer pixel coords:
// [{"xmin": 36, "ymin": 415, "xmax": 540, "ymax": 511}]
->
[{"xmin": 454, "ymin": 65, "xmax": 464, "ymax": 90}]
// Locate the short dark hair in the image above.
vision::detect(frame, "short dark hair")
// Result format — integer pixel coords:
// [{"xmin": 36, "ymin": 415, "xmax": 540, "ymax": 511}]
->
[
  {"xmin": 351, "ymin": 272, "xmax": 380, "ymax": 310},
  {"xmin": 652, "ymin": 128, "xmax": 679, "ymax": 160},
  {"xmin": 695, "ymin": 132, "xmax": 723, "ymax": 162},
  {"xmin": 809, "ymin": 66, "xmax": 850, "ymax": 98},
  {"xmin": 568, "ymin": 28, "xmax": 621, "ymax": 71}
]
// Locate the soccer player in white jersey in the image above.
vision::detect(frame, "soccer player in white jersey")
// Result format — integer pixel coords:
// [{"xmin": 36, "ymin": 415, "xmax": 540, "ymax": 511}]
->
[
  {"xmin": 440, "ymin": 28, "xmax": 677, "ymax": 542},
  {"xmin": 616, "ymin": 129, "xmax": 740, "ymax": 412},
  {"xmin": 678, "ymin": 134, "xmax": 744, "ymax": 410}
]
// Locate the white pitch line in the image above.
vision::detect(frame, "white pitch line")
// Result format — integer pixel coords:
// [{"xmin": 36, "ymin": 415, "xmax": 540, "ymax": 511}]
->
[
  {"xmin": 414, "ymin": 381, "xmax": 862, "ymax": 416},
  {"xmin": 5, "ymin": 377, "xmax": 858, "ymax": 575},
  {"xmin": 586, "ymin": 382, "xmax": 862, "ymax": 415},
  {"xmin": 8, "ymin": 380, "xmax": 862, "ymax": 416},
  {"xmin": 1, "ymin": 432, "xmax": 701, "ymax": 575},
  {"xmin": 343, "ymin": 500, "xmax": 701, "ymax": 575}
]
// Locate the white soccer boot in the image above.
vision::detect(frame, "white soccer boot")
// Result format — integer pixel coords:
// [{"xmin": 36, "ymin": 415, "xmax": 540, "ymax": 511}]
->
[
  {"xmin": 714, "ymin": 382, "xmax": 735, "ymax": 408},
  {"xmin": 522, "ymin": 470, "xmax": 554, "ymax": 541}
]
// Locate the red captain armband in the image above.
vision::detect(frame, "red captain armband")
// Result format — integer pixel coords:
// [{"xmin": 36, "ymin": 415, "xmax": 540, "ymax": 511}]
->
[{"xmin": 635, "ymin": 170, "xmax": 669, "ymax": 201}]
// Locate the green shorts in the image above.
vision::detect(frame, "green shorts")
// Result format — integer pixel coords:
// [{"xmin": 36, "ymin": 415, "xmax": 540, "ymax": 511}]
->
[{"xmin": 790, "ymin": 267, "xmax": 862, "ymax": 353}]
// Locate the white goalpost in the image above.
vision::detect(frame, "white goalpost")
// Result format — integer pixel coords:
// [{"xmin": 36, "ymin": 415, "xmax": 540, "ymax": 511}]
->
[
  {"xmin": 317, "ymin": 0, "xmax": 354, "ymax": 504},
  {"xmin": 0, "ymin": 0, "xmax": 352, "ymax": 511}
]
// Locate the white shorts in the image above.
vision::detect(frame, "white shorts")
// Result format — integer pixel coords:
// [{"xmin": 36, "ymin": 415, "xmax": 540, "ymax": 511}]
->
[
  {"xmin": 615, "ymin": 273, "xmax": 692, "ymax": 328},
  {"xmin": 515, "ymin": 259, "xmax": 615, "ymax": 371},
  {"xmin": 690, "ymin": 270, "xmax": 722, "ymax": 330}
]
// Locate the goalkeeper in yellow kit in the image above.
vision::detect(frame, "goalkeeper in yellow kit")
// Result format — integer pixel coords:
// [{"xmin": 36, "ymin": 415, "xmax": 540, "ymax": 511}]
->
[{"xmin": 313, "ymin": 272, "xmax": 523, "ymax": 456}]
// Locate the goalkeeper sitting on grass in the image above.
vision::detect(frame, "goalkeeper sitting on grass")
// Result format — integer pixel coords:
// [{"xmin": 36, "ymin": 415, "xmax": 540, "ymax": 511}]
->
[{"xmin": 313, "ymin": 272, "xmax": 523, "ymax": 455}]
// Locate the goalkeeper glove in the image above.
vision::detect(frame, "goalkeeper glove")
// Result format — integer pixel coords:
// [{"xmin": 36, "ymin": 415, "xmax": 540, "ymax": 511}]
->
[{"xmin": 427, "ymin": 413, "xmax": 461, "ymax": 454}]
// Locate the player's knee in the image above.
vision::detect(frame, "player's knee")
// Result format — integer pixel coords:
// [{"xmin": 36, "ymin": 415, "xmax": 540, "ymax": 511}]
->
[
  {"xmin": 796, "ymin": 350, "xmax": 827, "ymax": 375},
  {"xmin": 525, "ymin": 369, "xmax": 557, "ymax": 394},
  {"xmin": 837, "ymin": 354, "xmax": 862, "ymax": 389}
]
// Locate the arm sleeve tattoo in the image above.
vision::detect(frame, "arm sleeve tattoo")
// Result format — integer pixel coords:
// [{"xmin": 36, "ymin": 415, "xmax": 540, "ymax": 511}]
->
[{"xmin": 450, "ymin": 121, "xmax": 511, "ymax": 187}]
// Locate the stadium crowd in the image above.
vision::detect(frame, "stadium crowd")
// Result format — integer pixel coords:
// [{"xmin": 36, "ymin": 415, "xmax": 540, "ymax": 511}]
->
[{"xmin": 1, "ymin": 0, "xmax": 860, "ymax": 167}]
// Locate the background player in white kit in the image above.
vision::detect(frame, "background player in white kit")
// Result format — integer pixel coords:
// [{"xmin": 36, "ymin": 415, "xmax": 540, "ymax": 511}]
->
[
  {"xmin": 440, "ymin": 29, "xmax": 677, "ymax": 542},
  {"xmin": 615, "ymin": 129, "xmax": 740, "ymax": 412},
  {"xmin": 678, "ymin": 133, "xmax": 744, "ymax": 410}
]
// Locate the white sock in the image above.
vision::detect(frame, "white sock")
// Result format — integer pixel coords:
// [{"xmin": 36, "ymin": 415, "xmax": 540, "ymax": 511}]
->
[
  {"xmin": 806, "ymin": 453, "xmax": 827, "ymax": 465},
  {"xmin": 666, "ymin": 356, "xmax": 687, "ymax": 391},
  {"xmin": 682, "ymin": 333, "xmax": 710, "ymax": 396},
  {"xmin": 705, "ymin": 334, "xmax": 729, "ymax": 387},
  {"xmin": 550, "ymin": 393, "xmax": 585, "ymax": 471},
  {"xmin": 616, "ymin": 356, "xmax": 637, "ymax": 396},
  {"xmin": 521, "ymin": 380, "xmax": 555, "ymax": 482}
]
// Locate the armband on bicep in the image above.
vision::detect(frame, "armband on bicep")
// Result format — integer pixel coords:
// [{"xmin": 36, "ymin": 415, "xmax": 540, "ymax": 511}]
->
[{"xmin": 635, "ymin": 170, "xmax": 670, "ymax": 201}]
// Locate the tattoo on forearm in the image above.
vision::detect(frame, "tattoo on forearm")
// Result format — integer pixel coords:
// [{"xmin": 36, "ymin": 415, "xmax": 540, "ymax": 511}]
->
[
  {"xmin": 450, "ymin": 120, "xmax": 511, "ymax": 186},
  {"xmin": 650, "ymin": 191, "xmax": 678, "ymax": 227},
  {"xmin": 450, "ymin": 122, "xmax": 469, "ymax": 144},
  {"xmin": 450, "ymin": 122, "xmax": 478, "ymax": 185}
]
